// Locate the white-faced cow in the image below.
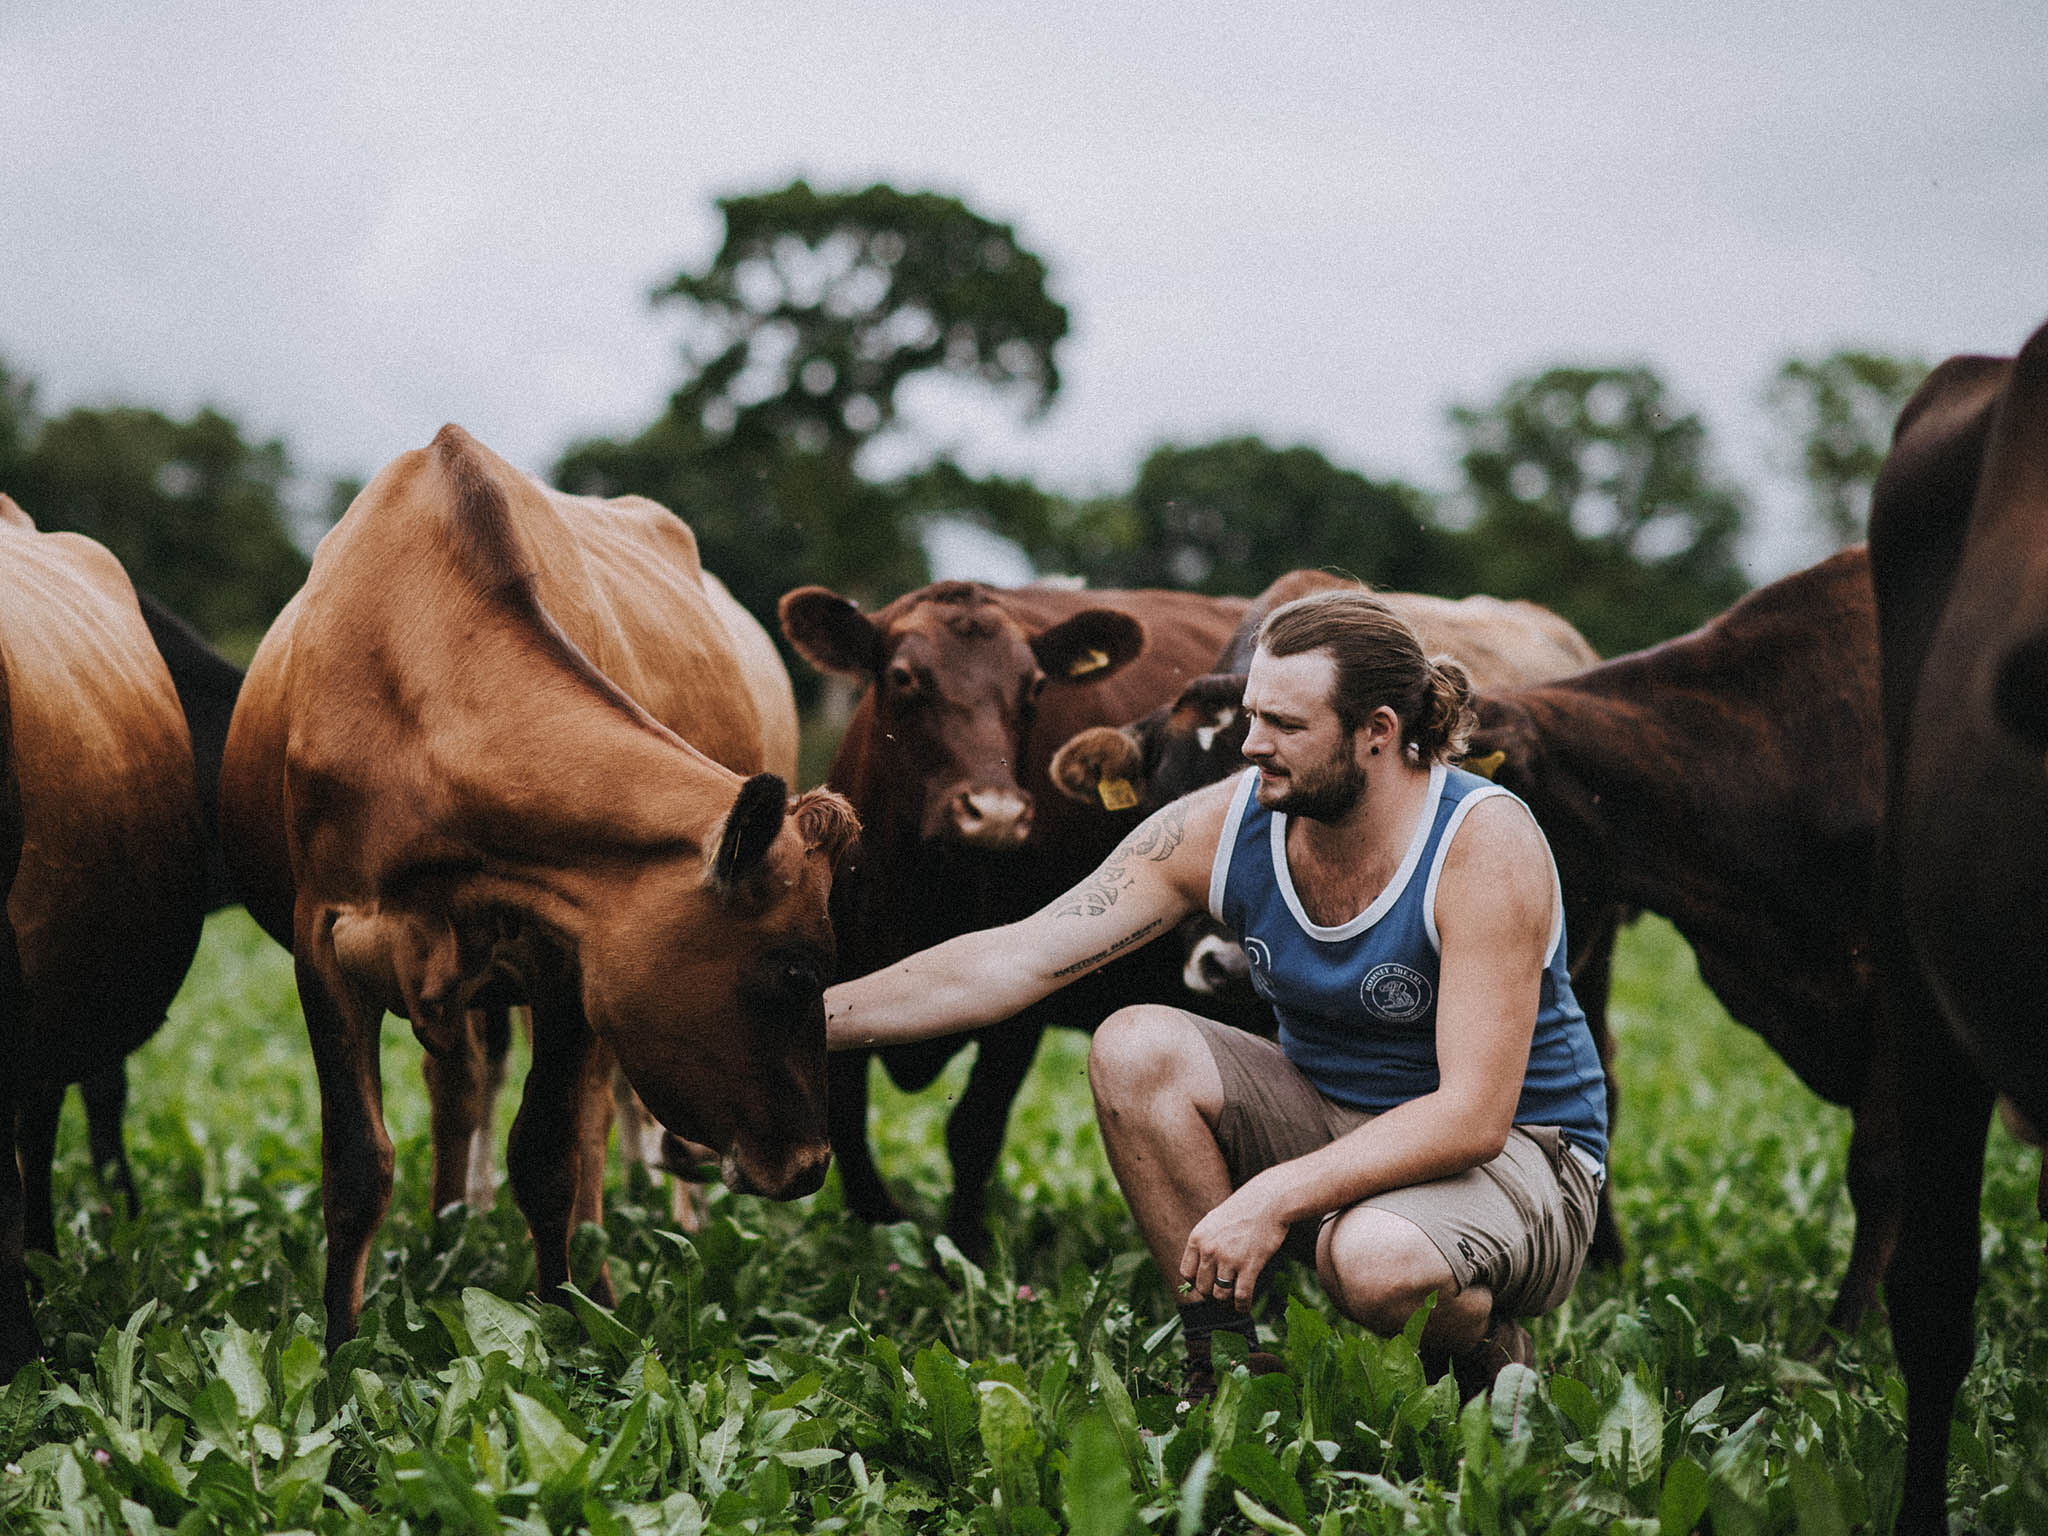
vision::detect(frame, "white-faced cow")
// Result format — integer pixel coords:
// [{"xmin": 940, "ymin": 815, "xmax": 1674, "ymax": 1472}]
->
[
  {"xmin": 780, "ymin": 580, "xmax": 1253, "ymax": 1255},
  {"xmin": 218, "ymin": 426, "xmax": 856, "ymax": 1344},
  {"xmin": 0, "ymin": 498, "xmax": 206, "ymax": 1379},
  {"xmin": 1868, "ymin": 317, "xmax": 2048, "ymax": 1534}
]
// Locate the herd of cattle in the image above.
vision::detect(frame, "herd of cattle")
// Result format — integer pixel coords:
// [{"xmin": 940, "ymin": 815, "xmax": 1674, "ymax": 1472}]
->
[{"xmin": 2, "ymin": 317, "xmax": 2044, "ymax": 1529}]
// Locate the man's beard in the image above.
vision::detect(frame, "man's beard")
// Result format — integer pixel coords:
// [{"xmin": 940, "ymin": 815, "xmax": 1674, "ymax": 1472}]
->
[{"xmin": 1255, "ymin": 743, "xmax": 1367, "ymax": 822}]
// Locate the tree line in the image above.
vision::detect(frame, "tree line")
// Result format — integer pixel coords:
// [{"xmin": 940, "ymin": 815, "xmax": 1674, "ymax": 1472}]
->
[{"xmin": 1, "ymin": 180, "xmax": 1927, "ymax": 672}]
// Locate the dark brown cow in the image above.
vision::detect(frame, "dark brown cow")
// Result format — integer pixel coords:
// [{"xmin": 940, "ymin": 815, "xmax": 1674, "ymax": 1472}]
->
[
  {"xmin": 780, "ymin": 580, "xmax": 1252, "ymax": 1252},
  {"xmin": 1460, "ymin": 548, "xmax": 1899, "ymax": 1335},
  {"xmin": 0, "ymin": 497, "xmax": 206, "ymax": 1379},
  {"xmin": 1868, "ymin": 318, "xmax": 2048, "ymax": 1533},
  {"xmin": 1046, "ymin": 570, "xmax": 1631, "ymax": 1262},
  {"xmin": 218, "ymin": 426, "xmax": 856, "ymax": 1344}
]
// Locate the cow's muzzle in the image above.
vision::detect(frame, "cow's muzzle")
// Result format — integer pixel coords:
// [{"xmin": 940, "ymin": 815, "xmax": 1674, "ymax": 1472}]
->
[
  {"xmin": 944, "ymin": 785, "xmax": 1034, "ymax": 848},
  {"xmin": 721, "ymin": 1138, "xmax": 833, "ymax": 1201}
]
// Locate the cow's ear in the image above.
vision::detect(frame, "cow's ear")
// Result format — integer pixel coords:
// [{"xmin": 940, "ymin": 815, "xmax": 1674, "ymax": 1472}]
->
[
  {"xmin": 791, "ymin": 787, "xmax": 860, "ymax": 871},
  {"xmin": 779, "ymin": 587, "xmax": 883, "ymax": 678},
  {"xmin": 1459, "ymin": 696, "xmax": 1531, "ymax": 784},
  {"xmin": 1050, "ymin": 726, "xmax": 1145, "ymax": 807},
  {"xmin": 1032, "ymin": 609, "xmax": 1146, "ymax": 684},
  {"xmin": 710, "ymin": 773, "xmax": 788, "ymax": 893}
]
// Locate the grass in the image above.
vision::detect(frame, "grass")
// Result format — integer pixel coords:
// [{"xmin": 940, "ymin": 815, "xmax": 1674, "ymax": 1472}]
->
[{"xmin": 2, "ymin": 909, "xmax": 2045, "ymax": 1532}]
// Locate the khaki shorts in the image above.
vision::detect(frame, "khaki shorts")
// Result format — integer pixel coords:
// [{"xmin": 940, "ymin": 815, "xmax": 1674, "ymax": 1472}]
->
[{"xmin": 1189, "ymin": 1013, "xmax": 1602, "ymax": 1321}]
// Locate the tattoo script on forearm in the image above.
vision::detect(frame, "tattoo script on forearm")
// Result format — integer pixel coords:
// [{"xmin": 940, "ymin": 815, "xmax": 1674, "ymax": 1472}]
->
[
  {"xmin": 1051, "ymin": 802, "xmax": 1188, "ymax": 919},
  {"xmin": 1050, "ymin": 918, "xmax": 1166, "ymax": 978}
]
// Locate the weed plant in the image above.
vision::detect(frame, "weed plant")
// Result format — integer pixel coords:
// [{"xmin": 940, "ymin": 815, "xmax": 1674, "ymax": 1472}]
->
[{"xmin": 2, "ymin": 911, "xmax": 2044, "ymax": 1532}]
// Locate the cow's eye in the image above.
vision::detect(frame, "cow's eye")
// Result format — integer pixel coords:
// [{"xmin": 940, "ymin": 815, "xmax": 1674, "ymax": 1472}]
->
[{"xmin": 886, "ymin": 663, "xmax": 920, "ymax": 695}]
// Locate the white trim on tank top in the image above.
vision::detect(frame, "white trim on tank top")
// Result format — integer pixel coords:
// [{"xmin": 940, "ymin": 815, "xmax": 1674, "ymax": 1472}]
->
[
  {"xmin": 1267, "ymin": 760, "xmax": 1446, "ymax": 941},
  {"xmin": 1420, "ymin": 785, "xmax": 1568, "ymax": 962}
]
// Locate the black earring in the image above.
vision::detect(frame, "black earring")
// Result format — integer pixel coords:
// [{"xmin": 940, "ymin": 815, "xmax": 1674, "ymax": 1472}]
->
[{"xmin": 1370, "ymin": 746, "xmax": 1379, "ymax": 756}]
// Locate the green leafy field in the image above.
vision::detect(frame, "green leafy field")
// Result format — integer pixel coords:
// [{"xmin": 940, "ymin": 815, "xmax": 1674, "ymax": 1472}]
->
[{"xmin": 4, "ymin": 911, "xmax": 2045, "ymax": 1533}]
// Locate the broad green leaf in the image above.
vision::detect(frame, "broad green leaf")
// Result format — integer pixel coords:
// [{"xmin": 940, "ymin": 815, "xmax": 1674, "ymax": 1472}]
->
[
  {"xmin": 1090, "ymin": 1348, "xmax": 1144, "ymax": 1483},
  {"xmin": 560, "ymin": 1283, "xmax": 640, "ymax": 1365},
  {"xmin": 508, "ymin": 1387, "xmax": 590, "ymax": 1484},
  {"xmin": 1599, "ymin": 1373, "xmax": 1663, "ymax": 1490},
  {"xmin": 1219, "ymin": 1441, "xmax": 1310, "ymax": 1530},
  {"xmin": 1232, "ymin": 1488, "xmax": 1309, "ymax": 1535},
  {"xmin": 212, "ymin": 1322, "xmax": 270, "ymax": 1424},
  {"xmin": 462, "ymin": 1288, "xmax": 547, "ymax": 1372},
  {"xmin": 1659, "ymin": 1455, "xmax": 1710, "ymax": 1536},
  {"xmin": 1787, "ymin": 1443, "xmax": 1853, "ymax": 1536},
  {"xmin": 1490, "ymin": 1362, "xmax": 1543, "ymax": 1444},
  {"xmin": 1177, "ymin": 1448, "xmax": 1216, "ymax": 1536},
  {"xmin": 911, "ymin": 1342, "xmax": 977, "ymax": 1478},
  {"xmin": 1066, "ymin": 1411, "xmax": 1136, "ymax": 1536},
  {"xmin": 980, "ymin": 1378, "xmax": 1042, "ymax": 1492}
]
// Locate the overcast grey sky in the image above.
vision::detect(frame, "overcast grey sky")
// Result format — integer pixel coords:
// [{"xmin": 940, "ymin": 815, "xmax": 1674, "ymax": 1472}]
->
[{"xmin": 9, "ymin": 1, "xmax": 2046, "ymax": 580}]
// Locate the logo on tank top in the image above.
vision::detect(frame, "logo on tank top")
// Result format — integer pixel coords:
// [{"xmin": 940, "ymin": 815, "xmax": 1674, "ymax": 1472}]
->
[
  {"xmin": 1242, "ymin": 936, "xmax": 1274, "ymax": 999},
  {"xmin": 1360, "ymin": 962, "xmax": 1432, "ymax": 1023}
]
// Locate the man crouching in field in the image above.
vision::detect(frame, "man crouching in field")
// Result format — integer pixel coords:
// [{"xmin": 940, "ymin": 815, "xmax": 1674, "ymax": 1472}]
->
[{"xmin": 825, "ymin": 590, "xmax": 1608, "ymax": 1399}]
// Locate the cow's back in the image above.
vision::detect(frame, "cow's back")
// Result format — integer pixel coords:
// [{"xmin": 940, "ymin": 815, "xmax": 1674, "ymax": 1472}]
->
[
  {"xmin": 223, "ymin": 441, "xmax": 788, "ymax": 948},
  {"xmin": 0, "ymin": 509, "xmax": 203, "ymax": 1071}
]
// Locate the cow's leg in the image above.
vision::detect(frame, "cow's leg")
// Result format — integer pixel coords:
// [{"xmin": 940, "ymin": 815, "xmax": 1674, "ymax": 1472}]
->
[
  {"xmin": 830, "ymin": 1049, "xmax": 906, "ymax": 1225},
  {"xmin": 296, "ymin": 914, "xmax": 394, "ymax": 1348},
  {"xmin": 508, "ymin": 997, "xmax": 613, "ymax": 1308},
  {"xmin": 14, "ymin": 1080, "xmax": 64, "ymax": 1259},
  {"xmin": 1885, "ymin": 1041, "xmax": 1995, "ymax": 1533},
  {"xmin": 1571, "ymin": 916, "xmax": 1624, "ymax": 1270},
  {"xmin": 422, "ymin": 1006, "xmax": 505, "ymax": 1213},
  {"xmin": 1826, "ymin": 1038, "xmax": 1903, "ymax": 1336},
  {"xmin": 942, "ymin": 1019, "xmax": 1048, "ymax": 1262},
  {"xmin": 78, "ymin": 1064, "xmax": 138, "ymax": 1217}
]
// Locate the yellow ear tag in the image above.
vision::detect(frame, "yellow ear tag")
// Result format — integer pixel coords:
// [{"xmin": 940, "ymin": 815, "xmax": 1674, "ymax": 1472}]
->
[
  {"xmin": 1097, "ymin": 777, "xmax": 1140, "ymax": 811},
  {"xmin": 1068, "ymin": 648, "xmax": 1111, "ymax": 677},
  {"xmin": 1463, "ymin": 749, "xmax": 1506, "ymax": 781}
]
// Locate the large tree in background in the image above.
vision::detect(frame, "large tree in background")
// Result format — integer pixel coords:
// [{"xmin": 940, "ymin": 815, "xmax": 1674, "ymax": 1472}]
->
[
  {"xmin": 1451, "ymin": 365, "xmax": 1748, "ymax": 656},
  {"xmin": 1768, "ymin": 350, "xmax": 1930, "ymax": 548},
  {"xmin": 1031, "ymin": 435, "xmax": 1465, "ymax": 598},
  {"xmin": 557, "ymin": 180, "xmax": 1070, "ymax": 629},
  {"xmin": 0, "ymin": 362, "xmax": 309, "ymax": 653}
]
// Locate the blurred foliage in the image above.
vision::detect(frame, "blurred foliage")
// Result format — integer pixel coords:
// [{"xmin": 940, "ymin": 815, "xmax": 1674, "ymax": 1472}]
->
[
  {"xmin": 1036, "ymin": 436, "xmax": 1472, "ymax": 599},
  {"xmin": 1769, "ymin": 350, "xmax": 1931, "ymax": 547},
  {"xmin": 0, "ymin": 357, "xmax": 309, "ymax": 652},
  {"xmin": 1450, "ymin": 365, "xmax": 1751, "ymax": 657},
  {"xmin": 556, "ymin": 180, "xmax": 1070, "ymax": 661}
]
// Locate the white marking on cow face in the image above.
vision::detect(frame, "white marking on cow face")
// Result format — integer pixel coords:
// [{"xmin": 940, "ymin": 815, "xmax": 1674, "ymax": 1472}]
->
[{"xmin": 1195, "ymin": 707, "xmax": 1238, "ymax": 753}]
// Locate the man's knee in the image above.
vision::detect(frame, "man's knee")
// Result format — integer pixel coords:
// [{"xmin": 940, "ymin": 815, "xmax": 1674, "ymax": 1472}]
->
[
  {"xmin": 1317, "ymin": 1207, "xmax": 1458, "ymax": 1336},
  {"xmin": 1089, "ymin": 1007, "xmax": 1199, "ymax": 1096}
]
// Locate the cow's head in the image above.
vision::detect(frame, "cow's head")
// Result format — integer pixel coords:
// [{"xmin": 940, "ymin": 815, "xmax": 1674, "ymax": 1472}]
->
[
  {"xmin": 1052, "ymin": 671, "xmax": 1251, "ymax": 816},
  {"xmin": 577, "ymin": 773, "xmax": 859, "ymax": 1200},
  {"xmin": 781, "ymin": 582, "xmax": 1145, "ymax": 848}
]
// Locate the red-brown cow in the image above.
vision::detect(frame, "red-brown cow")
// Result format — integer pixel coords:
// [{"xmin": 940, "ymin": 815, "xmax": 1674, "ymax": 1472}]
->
[
  {"xmin": 1868, "ymin": 317, "xmax": 2048, "ymax": 1534},
  {"xmin": 0, "ymin": 497, "xmax": 205, "ymax": 1379},
  {"xmin": 1461, "ymin": 548, "xmax": 1897, "ymax": 1335},
  {"xmin": 780, "ymin": 580, "xmax": 1252, "ymax": 1253},
  {"xmin": 219, "ymin": 426, "xmax": 856, "ymax": 1344}
]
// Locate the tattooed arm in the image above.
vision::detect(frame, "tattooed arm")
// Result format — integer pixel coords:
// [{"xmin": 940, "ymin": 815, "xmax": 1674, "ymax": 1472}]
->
[{"xmin": 825, "ymin": 779, "xmax": 1236, "ymax": 1050}]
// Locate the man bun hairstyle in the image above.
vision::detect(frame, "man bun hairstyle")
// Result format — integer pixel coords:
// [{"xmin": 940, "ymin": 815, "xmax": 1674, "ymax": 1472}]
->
[{"xmin": 1256, "ymin": 588, "xmax": 1476, "ymax": 764}]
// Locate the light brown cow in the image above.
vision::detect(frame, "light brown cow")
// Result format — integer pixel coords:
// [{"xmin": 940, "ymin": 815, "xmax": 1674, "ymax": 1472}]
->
[
  {"xmin": 218, "ymin": 426, "xmax": 856, "ymax": 1344},
  {"xmin": 0, "ymin": 496, "xmax": 205, "ymax": 1379}
]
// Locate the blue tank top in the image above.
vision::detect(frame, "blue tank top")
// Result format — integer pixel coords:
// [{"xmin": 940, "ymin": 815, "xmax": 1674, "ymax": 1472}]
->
[{"xmin": 1211, "ymin": 763, "xmax": 1608, "ymax": 1163}]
